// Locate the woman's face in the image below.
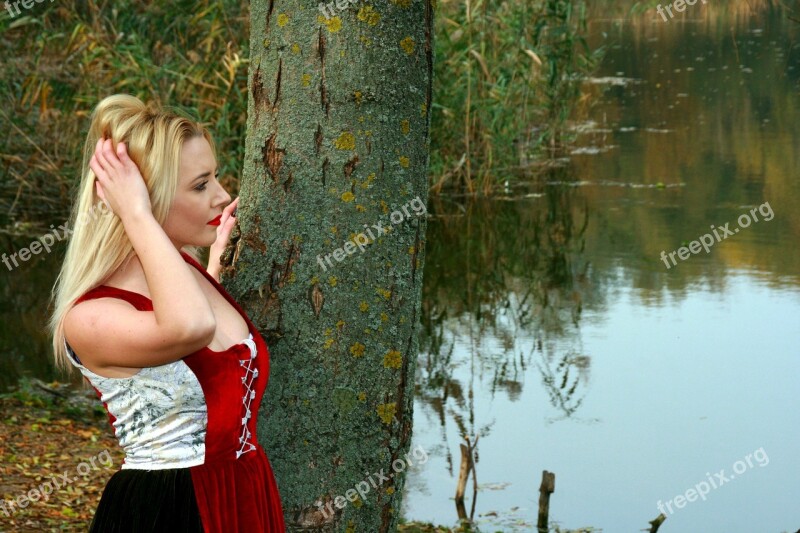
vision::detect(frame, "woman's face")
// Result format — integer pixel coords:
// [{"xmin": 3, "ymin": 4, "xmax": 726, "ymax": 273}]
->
[{"xmin": 163, "ymin": 136, "xmax": 232, "ymax": 249}]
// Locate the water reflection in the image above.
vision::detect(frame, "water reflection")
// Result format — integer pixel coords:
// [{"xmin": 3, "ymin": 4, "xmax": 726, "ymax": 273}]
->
[
  {"xmin": 404, "ymin": 1, "xmax": 800, "ymax": 531},
  {"xmin": 0, "ymin": 240, "xmax": 78, "ymax": 391}
]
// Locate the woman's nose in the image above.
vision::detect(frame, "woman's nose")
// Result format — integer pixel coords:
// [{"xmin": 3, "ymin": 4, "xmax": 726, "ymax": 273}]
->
[{"xmin": 216, "ymin": 181, "xmax": 231, "ymax": 205}]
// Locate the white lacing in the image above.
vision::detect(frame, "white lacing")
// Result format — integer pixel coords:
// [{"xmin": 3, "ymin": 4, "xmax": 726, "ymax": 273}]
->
[{"xmin": 236, "ymin": 337, "xmax": 259, "ymax": 459}]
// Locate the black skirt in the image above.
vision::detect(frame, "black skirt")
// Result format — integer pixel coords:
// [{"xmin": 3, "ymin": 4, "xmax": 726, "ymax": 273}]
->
[{"xmin": 89, "ymin": 467, "xmax": 204, "ymax": 532}]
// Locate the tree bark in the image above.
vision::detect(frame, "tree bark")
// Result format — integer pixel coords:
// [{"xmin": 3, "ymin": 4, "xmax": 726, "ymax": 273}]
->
[{"xmin": 221, "ymin": 1, "xmax": 434, "ymax": 530}]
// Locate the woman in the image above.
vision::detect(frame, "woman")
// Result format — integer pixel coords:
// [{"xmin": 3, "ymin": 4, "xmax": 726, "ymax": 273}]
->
[{"xmin": 47, "ymin": 94, "xmax": 285, "ymax": 532}]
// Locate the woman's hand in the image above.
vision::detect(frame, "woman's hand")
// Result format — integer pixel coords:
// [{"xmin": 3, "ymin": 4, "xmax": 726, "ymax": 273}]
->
[
  {"xmin": 207, "ymin": 196, "xmax": 239, "ymax": 281},
  {"xmin": 90, "ymin": 138, "xmax": 152, "ymax": 222}
]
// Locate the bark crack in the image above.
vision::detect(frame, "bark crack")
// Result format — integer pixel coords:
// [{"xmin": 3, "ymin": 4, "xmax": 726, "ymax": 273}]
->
[
  {"xmin": 273, "ymin": 58, "xmax": 283, "ymax": 112},
  {"xmin": 266, "ymin": 0, "xmax": 275, "ymax": 27},
  {"xmin": 314, "ymin": 123, "xmax": 323, "ymax": 155},
  {"xmin": 424, "ymin": 0, "xmax": 434, "ymax": 116},
  {"xmin": 411, "ymin": 222, "xmax": 420, "ymax": 283},
  {"xmin": 252, "ymin": 66, "xmax": 270, "ymax": 112},
  {"xmin": 318, "ymin": 28, "xmax": 329, "ymax": 117},
  {"xmin": 262, "ymin": 133, "xmax": 285, "ymax": 184},
  {"xmin": 343, "ymin": 155, "xmax": 359, "ymax": 179}
]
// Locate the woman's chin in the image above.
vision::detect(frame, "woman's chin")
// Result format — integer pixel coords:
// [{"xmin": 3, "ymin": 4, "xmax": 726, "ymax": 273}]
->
[{"xmin": 189, "ymin": 229, "xmax": 218, "ymax": 247}]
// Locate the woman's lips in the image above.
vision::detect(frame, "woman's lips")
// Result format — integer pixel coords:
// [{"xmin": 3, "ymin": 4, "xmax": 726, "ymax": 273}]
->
[{"xmin": 207, "ymin": 214, "xmax": 222, "ymax": 226}]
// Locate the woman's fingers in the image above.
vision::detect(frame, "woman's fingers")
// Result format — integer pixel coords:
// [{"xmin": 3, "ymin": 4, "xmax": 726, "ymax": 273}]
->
[
  {"xmin": 116, "ymin": 140, "xmax": 130, "ymax": 164},
  {"xmin": 101, "ymin": 138, "xmax": 123, "ymax": 171},
  {"xmin": 89, "ymin": 137, "xmax": 151, "ymax": 220},
  {"xmin": 91, "ymin": 151, "xmax": 112, "ymax": 212},
  {"xmin": 91, "ymin": 138, "xmax": 122, "ymax": 215},
  {"xmin": 221, "ymin": 197, "xmax": 239, "ymax": 226},
  {"xmin": 93, "ymin": 138, "xmax": 125, "ymax": 180},
  {"xmin": 89, "ymin": 154, "xmax": 100, "ymax": 176},
  {"xmin": 224, "ymin": 197, "xmax": 240, "ymax": 216},
  {"xmin": 94, "ymin": 139, "xmax": 113, "ymax": 177}
]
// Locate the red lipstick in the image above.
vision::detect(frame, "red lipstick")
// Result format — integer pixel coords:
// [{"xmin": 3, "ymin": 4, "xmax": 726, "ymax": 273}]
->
[{"xmin": 207, "ymin": 214, "xmax": 222, "ymax": 226}]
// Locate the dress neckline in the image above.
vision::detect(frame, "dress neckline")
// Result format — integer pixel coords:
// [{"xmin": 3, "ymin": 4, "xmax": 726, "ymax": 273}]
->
[{"xmin": 95, "ymin": 251, "xmax": 254, "ymax": 354}]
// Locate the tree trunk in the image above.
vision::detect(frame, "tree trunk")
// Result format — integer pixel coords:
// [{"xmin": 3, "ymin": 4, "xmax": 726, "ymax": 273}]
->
[{"xmin": 220, "ymin": 1, "xmax": 434, "ymax": 530}]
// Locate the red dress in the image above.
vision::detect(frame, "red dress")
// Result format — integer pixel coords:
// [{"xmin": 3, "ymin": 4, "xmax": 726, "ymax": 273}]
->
[{"xmin": 65, "ymin": 251, "xmax": 285, "ymax": 532}]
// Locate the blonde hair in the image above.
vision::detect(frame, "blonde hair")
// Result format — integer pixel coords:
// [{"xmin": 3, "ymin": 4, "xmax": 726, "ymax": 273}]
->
[{"xmin": 48, "ymin": 94, "xmax": 216, "ymax": 374}]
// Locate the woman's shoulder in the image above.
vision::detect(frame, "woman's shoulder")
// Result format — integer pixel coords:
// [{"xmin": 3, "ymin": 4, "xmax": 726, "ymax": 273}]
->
[{"xmin": 98, "ymin": 262, "xmax": 151, "ymax": 299}]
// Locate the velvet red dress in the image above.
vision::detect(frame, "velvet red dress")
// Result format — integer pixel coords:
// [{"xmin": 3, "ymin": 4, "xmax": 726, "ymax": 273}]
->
[{"xmin": 64, "ymin": 251, "xmax": 285, "ymax": 532}]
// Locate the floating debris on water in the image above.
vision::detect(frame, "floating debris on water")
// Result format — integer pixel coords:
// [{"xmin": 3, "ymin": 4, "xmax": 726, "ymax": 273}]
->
[
  {"xmin": 546, "ymin": 180, "xmax": 686, "ymax": 189},
  {"xmin": 570, "ymin": 145, "xmax": 619, "ymax": 155},
  {"xmin": 583, "ymin": 76, "xmax": 644, "ymax": 86}
]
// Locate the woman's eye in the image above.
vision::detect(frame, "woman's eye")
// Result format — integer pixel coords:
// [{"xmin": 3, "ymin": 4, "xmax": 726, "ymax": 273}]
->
[{"xmin": 195, "ymin": 171, "xmax": 219, "ymax": 191}]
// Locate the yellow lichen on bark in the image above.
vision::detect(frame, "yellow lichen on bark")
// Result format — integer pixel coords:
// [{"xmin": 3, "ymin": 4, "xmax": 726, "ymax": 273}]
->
[
  {"xmin": 400, "ymin": 36, "xmax": 415, "ymax": 55},
  {"xmin": 376, "ymin": 402, "xmax": 396, "ymax": 424},
  {"xmin": 318, "ymin": 15, "xmax": 342, "ymax": 32},
  {"xmin": 383, "ymin": 350, "xmax": 402, "ymax": 369},
  {"xmin": 350, "ymin": 342, "xmax": 366, "ymax": 357},
  {"xmin": 376, "ymin": 288, "xmax": 391, "ymax": 299},
  {"xmin": 334, "ymin": 131, "xmax": 356, "ymax": 150},
  {"xmin": 357, "ymin": 5, "xmax": 381, "ymax": 25}
]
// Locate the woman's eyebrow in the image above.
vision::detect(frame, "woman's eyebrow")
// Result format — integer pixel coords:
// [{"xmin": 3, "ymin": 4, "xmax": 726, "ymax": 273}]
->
[{"xmin": 190, "ymin": 167, "xmax": 218, "ymax": 183}]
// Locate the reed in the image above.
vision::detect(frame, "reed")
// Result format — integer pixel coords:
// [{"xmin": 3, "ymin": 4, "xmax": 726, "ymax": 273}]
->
[
  {"xmin": 430, "ymin": 0, "xmax": 603, "ymax": 195},
  {"xmin": 1, "ymin": 0, "xmax": 603, "ymax": 230},
  {"xmin": 0, "ymin": 0, "xmax": 250, "ymax": 229}
]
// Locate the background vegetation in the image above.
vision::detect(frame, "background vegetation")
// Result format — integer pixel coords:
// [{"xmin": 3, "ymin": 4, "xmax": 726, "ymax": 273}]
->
[{"xmin": 0, "ymin": 0, "xmax": 601, "ymax": 237}]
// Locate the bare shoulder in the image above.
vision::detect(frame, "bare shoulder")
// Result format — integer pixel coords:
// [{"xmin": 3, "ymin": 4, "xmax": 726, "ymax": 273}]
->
[
  {"xmin": 65, "ymin": 294, "xmax": 140, "ymax": 331},
  {"xmin": 63, "ymin": 288, "xmax": 213, "ymax": 374},
  {"xmin": 64, "ymin": 294, "xmax": 144, "ymax": 350}
]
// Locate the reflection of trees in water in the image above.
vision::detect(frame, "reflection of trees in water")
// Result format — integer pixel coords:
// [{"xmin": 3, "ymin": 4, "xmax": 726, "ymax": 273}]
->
[
  {"xmin": 537, "ymin": 346, "xmax": 591, "ymax": 422},
  {"xmin": 418, "ymin": 167, "xmax": 594, "ymax": 431},
  {"xmin": 0, "ymin": 238, "xmax": 76, "ymax": 392},
  {"xmin": 577, "ymin": 1, "xmax": 800, "ymax": 287}
]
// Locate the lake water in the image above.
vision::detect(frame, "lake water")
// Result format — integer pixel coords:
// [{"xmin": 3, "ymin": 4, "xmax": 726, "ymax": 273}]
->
[{"xmin": 401, "ymin": 2, "xmax": 800, "ymax": 532}]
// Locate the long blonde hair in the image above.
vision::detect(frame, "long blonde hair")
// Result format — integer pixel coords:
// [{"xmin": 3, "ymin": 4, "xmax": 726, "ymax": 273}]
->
[{"xmin": 48, "ymin": 94, "xmax": 216, "ymax": 374}]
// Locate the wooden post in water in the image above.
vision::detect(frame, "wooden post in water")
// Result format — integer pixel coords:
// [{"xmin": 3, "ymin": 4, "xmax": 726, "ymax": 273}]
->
[
  {"xmin": 537, "ymin": 470, "xmax": 555, "ymax": 532},
  {"xmin": 454, "ymin": 434, "xmax": 479, "ymax": 522},
  {"xmin": 454, "ymin": 443, "xmax": 470, "ymax": 520},
  {"xmin": 648, "ymin": 513, "xmax": 666, "ymax": 532}
]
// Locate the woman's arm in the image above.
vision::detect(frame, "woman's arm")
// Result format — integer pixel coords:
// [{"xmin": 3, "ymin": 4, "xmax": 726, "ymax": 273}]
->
[
  {"xmin": 207, "ymin": 256, "xmax": 221, "ymax": 282},
  {"xmin": 92, "ymin": 138, "xmax": 217, "ymax": 335}
]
